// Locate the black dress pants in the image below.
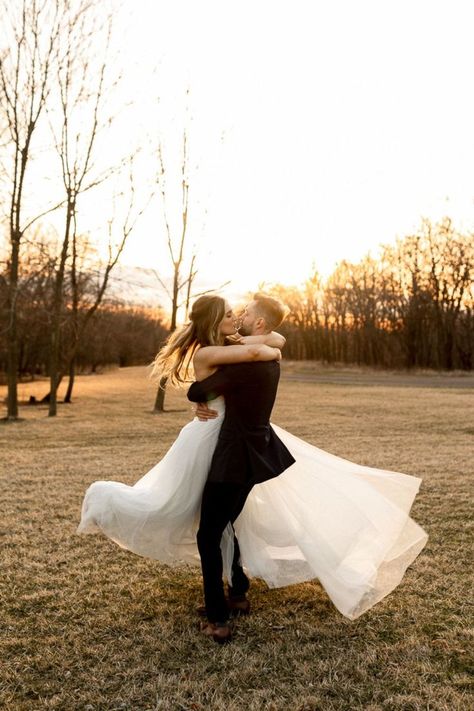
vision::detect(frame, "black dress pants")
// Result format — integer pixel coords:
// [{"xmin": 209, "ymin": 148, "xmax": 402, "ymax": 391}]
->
[{"xmin": 197, "ymin": 480, "xmax": 253, "ymax": 623}]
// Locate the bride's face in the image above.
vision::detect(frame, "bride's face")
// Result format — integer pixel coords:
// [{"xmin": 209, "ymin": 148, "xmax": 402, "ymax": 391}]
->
[{"xmin": 219, "ymin": 302, "xmax": 238, "ymax": 337}]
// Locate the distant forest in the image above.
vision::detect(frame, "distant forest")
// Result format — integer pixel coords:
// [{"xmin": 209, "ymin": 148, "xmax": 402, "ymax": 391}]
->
[
  {"xmin": 269, "ymin": 218, "xmax": 473, "ymax": 371},
  {"xmin": 0, "ymin": 233, "xmax": 168, "ymax": 386},
  {"xmin": 1, "ymin": 217, "xmax": 473, "ymax": 383}
]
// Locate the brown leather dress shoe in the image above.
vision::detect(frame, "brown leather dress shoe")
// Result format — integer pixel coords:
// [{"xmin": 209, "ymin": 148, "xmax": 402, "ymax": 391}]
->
[
  {"xmin": 200, "ymin": 621, "xmax": 232, "ymax": 644},
  {"xmin": 228, "ymin": 595, "xmax": 250, "ymax": 615}
]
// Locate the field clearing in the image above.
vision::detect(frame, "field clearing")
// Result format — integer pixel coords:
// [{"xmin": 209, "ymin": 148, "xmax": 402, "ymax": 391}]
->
[{"xmin": 1, "ymin": 365, "xmax": 473, "ymax": 711}]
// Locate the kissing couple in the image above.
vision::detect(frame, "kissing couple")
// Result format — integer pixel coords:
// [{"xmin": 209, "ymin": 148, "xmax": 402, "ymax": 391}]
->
[{"xmin": 78, "ymin": 292, "xmax": 427, "ymax": 644}]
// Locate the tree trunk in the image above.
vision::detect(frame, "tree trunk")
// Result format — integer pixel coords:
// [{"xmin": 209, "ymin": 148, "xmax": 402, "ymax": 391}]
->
[
  {"xmin": 154, "ymin": 375, "xmax": 168, "ymax": 412},
  {"xmin": 6, "ymin": 236, "xmax": 20, "ymax": 420},
  {"xmin": 40, "ymin": 375, "xmax": 63, "ymax": 404},
  {"xmin": 64, "ymin": 357, "xmax": 76, "ymax": 403},
  {"xmin": 48, "ymin": 324, "xmax": 61, "ymax": 416},
  {"xmin": 49, "ymin": 201, "xmax": 73, "ymax": 417}
]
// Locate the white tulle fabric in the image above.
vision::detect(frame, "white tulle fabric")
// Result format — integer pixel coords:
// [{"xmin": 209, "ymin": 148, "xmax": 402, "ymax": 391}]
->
[{"xmin": 77, "ymin": 397, "xmax": 428, "ymax": 619}]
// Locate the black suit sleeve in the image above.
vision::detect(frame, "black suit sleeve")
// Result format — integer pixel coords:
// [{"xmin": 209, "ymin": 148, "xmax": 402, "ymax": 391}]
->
[
  {"xmin": 187, "ymin": 364, "xmax": 244, "ymax": 402},
  {"xmin": 188, "ymin": 362, "xmax": 260, "ymax": 402}
]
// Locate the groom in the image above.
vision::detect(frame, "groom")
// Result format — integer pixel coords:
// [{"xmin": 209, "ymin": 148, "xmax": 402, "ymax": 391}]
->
[{"xmin": 187, "ymin": 293, "xmax": 295, "ymax": 644}]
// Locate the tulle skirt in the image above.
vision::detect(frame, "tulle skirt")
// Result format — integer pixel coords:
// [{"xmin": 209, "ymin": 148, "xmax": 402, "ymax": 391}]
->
[{"xmin": 77, "ymin": 398, "xmax": 428, "ymax": 619}]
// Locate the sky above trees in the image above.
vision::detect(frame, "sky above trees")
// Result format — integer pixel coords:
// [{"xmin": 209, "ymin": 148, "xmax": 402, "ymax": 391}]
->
[
  {"xmin": 106, "ymin": 0, "xmax": 474, "ymax": 297},
  {"xmin": 3, "ymin": 0, "xmax": 474, "ymax": 302}
]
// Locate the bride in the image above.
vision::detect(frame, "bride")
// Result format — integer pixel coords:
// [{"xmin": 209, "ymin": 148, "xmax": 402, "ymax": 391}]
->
[{"xmin": 77, "ymin": 294, "xmax": 428, "ymax": 621}]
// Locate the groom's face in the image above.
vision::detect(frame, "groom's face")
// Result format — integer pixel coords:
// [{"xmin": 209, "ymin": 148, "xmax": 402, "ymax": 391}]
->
[{"xmin": 239, "ymin": 301, "xmax": 262, "ymax": 336}]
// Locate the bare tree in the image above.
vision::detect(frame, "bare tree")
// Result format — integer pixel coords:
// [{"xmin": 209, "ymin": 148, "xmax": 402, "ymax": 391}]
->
[
  {"xmin": 0, "ymin": 0, "xmax": 61, "ymax": 419},
  {"xmin": 152, "ymin": 133, "xmax": 197, "ymax": 412},
  {"xmin": 151, "ymin": 134, "xmax": 228, "ymax": 412},
  {"xmin": 46, "ymin": 1, "xmax": 117, "ymax": 416},
  {"xmin": 63, "ymin": 161, "xmax": 153, "ymax": 403}
]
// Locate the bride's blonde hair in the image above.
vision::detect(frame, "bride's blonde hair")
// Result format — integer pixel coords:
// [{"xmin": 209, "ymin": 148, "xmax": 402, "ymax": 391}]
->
[{"xmin": 151, "ymin": 294, "xmax": 226, "ymax": 387}]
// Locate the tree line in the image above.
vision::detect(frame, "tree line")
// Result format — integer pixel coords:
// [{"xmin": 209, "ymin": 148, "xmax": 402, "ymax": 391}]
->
[
  {"xmin": 268, "ymin": 218, "xmax": 473, "ymax": 370},
  {"xmin": 0, "ymin": 232, "xmax": 168, "ymax": 399},
  {"xmin": 0, "ymin": 215, "xmax": 472, "ymax": 415}
]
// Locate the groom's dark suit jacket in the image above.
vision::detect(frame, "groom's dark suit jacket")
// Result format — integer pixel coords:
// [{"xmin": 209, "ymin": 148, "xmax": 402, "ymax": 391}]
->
[{"xmin": 187, "ymin": 361, "xmax": 295, "ymax": 486}]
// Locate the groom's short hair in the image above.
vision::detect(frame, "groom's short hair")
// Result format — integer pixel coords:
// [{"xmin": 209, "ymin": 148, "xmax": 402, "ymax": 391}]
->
[{"xmin": 253, "ymin": 293, "xmax": 288, "ymax": 330}]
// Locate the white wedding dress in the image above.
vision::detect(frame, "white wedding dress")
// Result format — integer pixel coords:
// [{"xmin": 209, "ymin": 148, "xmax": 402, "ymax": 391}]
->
[{"xmin": 77, "ymin": 396, "xmax": 428, "ymax": 620}]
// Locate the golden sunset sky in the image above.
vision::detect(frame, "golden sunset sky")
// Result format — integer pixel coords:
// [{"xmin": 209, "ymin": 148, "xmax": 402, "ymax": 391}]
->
[{"xmin": 15, "ymin": 0, "xmax": 474, "ymax": 303}]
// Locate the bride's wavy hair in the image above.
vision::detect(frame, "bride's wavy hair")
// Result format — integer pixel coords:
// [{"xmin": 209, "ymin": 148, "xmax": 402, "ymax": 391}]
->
[{"xmin": 151, "ymin": 294, "xmax": 226, "ymax": 387}]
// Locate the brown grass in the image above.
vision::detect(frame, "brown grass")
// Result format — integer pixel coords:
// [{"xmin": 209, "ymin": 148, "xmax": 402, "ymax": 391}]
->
[{"xmin": 1, "ymin": 366, "xmax": 473, "ymax": 711}]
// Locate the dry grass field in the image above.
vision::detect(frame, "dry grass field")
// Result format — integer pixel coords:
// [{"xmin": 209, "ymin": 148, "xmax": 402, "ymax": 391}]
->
[{"xmin": 1, "ymin": 365, "xmax": 473, "ymax": 711}]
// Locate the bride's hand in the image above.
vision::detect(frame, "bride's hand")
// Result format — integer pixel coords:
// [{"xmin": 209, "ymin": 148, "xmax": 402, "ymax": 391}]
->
[
  {"xmin": 235, "ymin": 332, "xmax": 286, "ymax": 348},
  {"xmin": 225, "ymin": 334, "xmax": 244, "ymax": 345}
]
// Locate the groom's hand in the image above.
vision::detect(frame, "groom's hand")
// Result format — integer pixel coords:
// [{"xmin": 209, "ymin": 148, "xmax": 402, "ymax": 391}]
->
[{"xmin": 195, "ymin": 402, "xmax": 218, "ymax": 421}]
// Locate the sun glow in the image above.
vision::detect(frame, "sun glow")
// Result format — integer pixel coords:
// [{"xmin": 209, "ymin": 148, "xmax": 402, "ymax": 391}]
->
[
  {"xmin": 5, "ymin": 0, "xmax": 474, "ymax": 303},
  {"xmin": 109, "ymin": 0, "xmax": 474, "ymax": 298}
]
